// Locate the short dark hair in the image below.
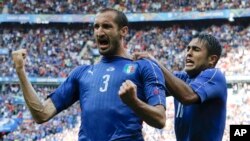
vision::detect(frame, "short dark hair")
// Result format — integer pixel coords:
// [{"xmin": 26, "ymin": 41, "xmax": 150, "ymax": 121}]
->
[
  {"xmin": 194, "ymin": 33, "xmax": 222, "ymax": 58},
  {"xmin": 98, "ymin": 8, "xmax": 128, "ymax": 29}
]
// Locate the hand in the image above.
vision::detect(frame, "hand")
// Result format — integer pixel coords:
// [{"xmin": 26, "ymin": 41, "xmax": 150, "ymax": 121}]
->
[
  {"xmin": 132, "ymin": 52, "xmax": 157, "ymax": 62},
  {"xmin": 118, "ymin": 80, "xmax": 138, "ymax": 106},
  {"xmin": 12, "ymin": 49, "xmax": 27, "ymax": 70}
]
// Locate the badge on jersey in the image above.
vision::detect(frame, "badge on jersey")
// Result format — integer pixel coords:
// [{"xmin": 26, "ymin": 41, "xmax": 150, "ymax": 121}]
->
[
  {"xmin": 153, "ymin": 87, "xmax": 160, "ymax": 95},
  {"xmin": 123, "ymin": 64, "xmax": 137, "ymax": 74}
]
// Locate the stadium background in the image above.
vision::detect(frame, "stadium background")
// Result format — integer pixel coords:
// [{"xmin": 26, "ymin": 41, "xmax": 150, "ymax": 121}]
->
[{"xmin": 0, "ymin": 0, "xmax": 250, "ymax": 141}]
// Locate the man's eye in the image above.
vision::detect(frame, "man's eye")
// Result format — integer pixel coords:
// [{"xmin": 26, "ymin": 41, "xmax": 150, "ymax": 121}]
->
[
  {"xmin": 103, "ymin": 24, "xmax": 111, "ymax": 29},
  {"xmin": 194, "ymin": 47, "xmax": 200, "ymax": 51}
]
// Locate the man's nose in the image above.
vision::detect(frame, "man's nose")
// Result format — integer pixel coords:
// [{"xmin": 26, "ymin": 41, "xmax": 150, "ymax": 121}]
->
[
  {"xmin": 96, "ymin": 28, "xmax": 105, "ymax": 37},
  {"xmin": 186, "ymin": 49, "xmax": 192, "ymax": 56}
]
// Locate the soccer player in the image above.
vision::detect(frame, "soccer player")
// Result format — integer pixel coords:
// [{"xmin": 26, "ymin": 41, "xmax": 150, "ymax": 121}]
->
[
  {"xmin": 134, "ymin": 34, "xmax": 227, "ymax": 141},
  {"xmin": 12, "ymin": 8, "xmax": 166, "ymax": 141}
]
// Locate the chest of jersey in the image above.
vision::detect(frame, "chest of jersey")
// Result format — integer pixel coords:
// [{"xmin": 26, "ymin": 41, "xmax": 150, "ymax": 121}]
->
[{"xmin": 79, "ymin": 60, "xmax": 141, "ymax": 111}]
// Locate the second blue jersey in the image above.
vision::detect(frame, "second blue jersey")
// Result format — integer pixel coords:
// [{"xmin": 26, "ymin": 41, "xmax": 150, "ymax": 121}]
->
[
  {"xmin": 172, "ymin": 68, "xmax": 227, "ymax": 141},
  {"xmin": 49, "ymin": 56, "xmax": 166, "ymax": 141}
]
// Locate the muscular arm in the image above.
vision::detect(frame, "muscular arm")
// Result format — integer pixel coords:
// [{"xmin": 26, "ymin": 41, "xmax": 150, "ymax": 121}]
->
[
  {"xmin": 119, "ymin": 80, "xmax": 166, "ymax": 129},
  {"xmin": 12, "ymin": 49, "xmax": 57, "ymax": 124},
  {"xmin": 157, "ymin": 62, "xmax": 200, "ymax": 104},
  {"xmin": 133, "ymin": 52, "xmax": 200, "ymax": 105},
  {"xmin": 127, "ymin": 100, "xmax": 165, "ymax": 129}
]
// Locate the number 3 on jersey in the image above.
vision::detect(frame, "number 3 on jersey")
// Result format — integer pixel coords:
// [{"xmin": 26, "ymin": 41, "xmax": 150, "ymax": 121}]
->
[{"xmin": 100, "ymin": 74, "xmax": 110, "ymax": 92}]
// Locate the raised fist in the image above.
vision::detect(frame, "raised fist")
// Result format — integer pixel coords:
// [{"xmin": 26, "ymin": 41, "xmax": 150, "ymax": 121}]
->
[{"xmin": 12, "ymin": 49, "xmax": 27, "ymax": 70}]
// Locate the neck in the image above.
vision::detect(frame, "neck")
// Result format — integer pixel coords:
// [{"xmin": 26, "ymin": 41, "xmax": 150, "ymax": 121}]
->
[
  {"xmin": 102, "ymin": 51, "xmax": 132, "ymax": 60},
  {"xmin": 117, "ymin": 43, "xmax": 132, "ymax": 59},
  {"xmin": 120, "ymin": 52, "xmax": 132, "ymax": 59}
]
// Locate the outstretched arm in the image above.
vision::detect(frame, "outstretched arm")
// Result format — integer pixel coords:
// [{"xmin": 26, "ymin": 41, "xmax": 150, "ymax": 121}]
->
[
  {"xmin": 119, "ymin": 80, "xmax": 166, "ymax": 129},
  {"xmin": 133, "ymin": 52, "xmax": 200, "ymax": 104},
  {"xmin": 12, "ymin": 49, "xmax": 57, "ymax": 123}
]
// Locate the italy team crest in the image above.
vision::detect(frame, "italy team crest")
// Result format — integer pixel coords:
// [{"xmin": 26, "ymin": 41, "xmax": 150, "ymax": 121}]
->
[{"xmin": 123, "ymin": 64, "xmax": 137, "ymax": 74}]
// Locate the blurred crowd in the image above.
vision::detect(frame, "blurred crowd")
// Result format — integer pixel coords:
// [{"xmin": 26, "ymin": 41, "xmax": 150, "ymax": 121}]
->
[
  {"xmin": 0, "ymin": 24, "xmax": 94, "ymax": 78},
  {"xmin": 0, "ymin": 22, "xmax": 250, "ymax": 78},
  {"xmin": 0, "ymin": 84, "xmax": 80, "ymax": 140},
  {"xmin": 128, "ymin": 23, "xmax": 250, "ymax": 76},
  {"xmin": 1, "ymin": 0, "xmax": 250, "ymax": 14}
]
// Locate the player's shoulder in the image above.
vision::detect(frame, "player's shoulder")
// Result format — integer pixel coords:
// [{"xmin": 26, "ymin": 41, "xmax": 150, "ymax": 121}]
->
[
  {"xmin": 69, "ymin": 64, "xmax": 92, "ymax": 77},
  {"xmin": 201, "ymin": 68, "xmax": 224, "ymax": 77},
  {"xmin": 174, "ymin": 71, "xmax": 188, "ymax": 80},
  {"xmin": 134, "ymin": 58, "xmax": 159, "ymax": 68},
  {"xmin": 199, "ymin": 68, "xmax": 226, "ymax": 82},
  {"xmin": 74, "ymin": 64, "xmax": 91, "ymax": 72}
]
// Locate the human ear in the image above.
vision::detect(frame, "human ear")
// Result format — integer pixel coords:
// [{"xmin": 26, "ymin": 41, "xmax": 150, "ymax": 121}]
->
[
  {"xmin": 120, "ymin": 26, "xmax": 128, "ymax": 37},
  {"xmin": 208, "ymin": 55, "xmax": 218, "ymax": 67}
]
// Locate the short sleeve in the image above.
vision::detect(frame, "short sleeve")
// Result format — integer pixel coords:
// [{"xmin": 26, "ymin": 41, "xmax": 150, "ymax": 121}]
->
[
  {"xmin": 49, "ymin": 66, "xmax": 87, "ymax": 112},
  {"xmin": 137, "ymin": 59, "xmax": 166, "ymax": 108},
  {"xmin": 189, "ymin": 69, "xmax": 227, "ymax": 103}
]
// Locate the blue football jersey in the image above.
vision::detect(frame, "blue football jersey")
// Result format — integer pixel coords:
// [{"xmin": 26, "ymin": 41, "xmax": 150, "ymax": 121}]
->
[
  {"xmin": 49, "ymin": 56, "xmax": 166, "ymax": 141},
  {"xmin": 172, "ymin": 68, "xmax": 227, "ymax": 141}
]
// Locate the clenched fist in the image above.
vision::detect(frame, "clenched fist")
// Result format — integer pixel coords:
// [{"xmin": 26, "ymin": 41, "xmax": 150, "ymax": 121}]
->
[
  {"xmin": 118, "ymin": 80, "xmax": 138, "ymax": 106},
  {"xmin": 12, "ymin": 49, "xmax": 27, "ymax": 70}
]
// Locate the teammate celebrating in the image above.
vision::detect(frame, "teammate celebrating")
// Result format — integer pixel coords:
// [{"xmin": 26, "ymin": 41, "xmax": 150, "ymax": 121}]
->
[{"xmin": 134, "ymin": 34, "xmax": 228, "ymax": 141}]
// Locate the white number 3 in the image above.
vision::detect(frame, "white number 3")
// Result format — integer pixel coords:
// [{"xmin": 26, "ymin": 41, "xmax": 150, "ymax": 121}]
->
[{"xmin": 99, "ymin": 74, "xmax": 110, "ymax": 92}]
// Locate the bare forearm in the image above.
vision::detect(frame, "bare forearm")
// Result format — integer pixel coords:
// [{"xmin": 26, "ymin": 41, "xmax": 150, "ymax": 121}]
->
[
  {"xmin": 127, "ymin": 99, "xmax": 166, "ymax": 129},
  {"xmin": 157, "ymin": 63, "xmax": 199, "ymax": 104},
  {"xmin": 16, "ymin": 69, "xmax": 56, "ymax": 123},
  {"xmin": 17, "ymin": 69, "xmax": 42, "ymax": 109}
]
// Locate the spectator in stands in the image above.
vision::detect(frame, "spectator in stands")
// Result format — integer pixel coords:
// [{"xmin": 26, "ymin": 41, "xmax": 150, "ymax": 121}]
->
[
  {"xmin": 134, "ymin": 33, "xmax": 228, "ymax": 141},
  {"xmin": 11, "ymin": 8, "xmax": 166, "ymax": 141},
  {"xmin": 1, "ymin": 23, "xmax": 250, "ymax": 78},
  {"xmin": 3, "ymin": 0, "xmax": 250, "ymax": 14}
]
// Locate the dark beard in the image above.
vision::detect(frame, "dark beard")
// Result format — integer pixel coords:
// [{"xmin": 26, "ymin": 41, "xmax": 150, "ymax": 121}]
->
[{"xmin": 99, "ymin": 40, "xmax": 120, "ymax": 57}]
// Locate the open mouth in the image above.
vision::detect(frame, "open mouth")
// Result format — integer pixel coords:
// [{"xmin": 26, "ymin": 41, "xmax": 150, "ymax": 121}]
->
[
  {"xmin": 98, "ymin": 38, "xmax": 109, "ymax": 49},
  {"xmin": 185, "ymin": 59, "xmax": 194, "ymax": 66}
]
